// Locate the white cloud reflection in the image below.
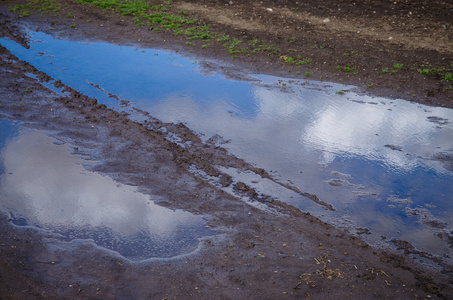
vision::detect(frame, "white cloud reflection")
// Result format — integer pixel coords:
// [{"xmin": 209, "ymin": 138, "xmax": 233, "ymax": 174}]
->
[
  {"xmin": 149, "ymin": 78, "xmax": 453, "ymax": 175},
  {"xmin": 0, "ymin": 129, "xmax": 205, "ymax": 240}
]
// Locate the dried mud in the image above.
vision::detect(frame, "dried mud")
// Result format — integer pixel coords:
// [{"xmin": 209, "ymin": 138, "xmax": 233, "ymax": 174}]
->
[{"xmin": 1, "ymin": 0, "xmax": 453, "ymax": 299}]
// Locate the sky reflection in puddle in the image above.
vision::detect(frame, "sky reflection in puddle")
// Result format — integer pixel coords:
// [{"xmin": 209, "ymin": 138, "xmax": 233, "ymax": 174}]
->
[
  {"xmin": 0, "ymin": 124, "xmax": 212, "ymax": 260},
  {"xmin": 1, "ymin": 31, "xmax": 452, "ymax": 259}
]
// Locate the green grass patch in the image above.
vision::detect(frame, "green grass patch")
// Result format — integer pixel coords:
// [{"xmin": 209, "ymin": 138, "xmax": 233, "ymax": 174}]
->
[
  {"xmin": 150, "ymin": 4, "xmax": 166, "ymax": 11},
  {"xmin": 142, "ymin": 13, "xmax": 190, "ymax": 29},
  {"xmin": 416, "ymin": 65, "xmax": 452, "ymax": 81},
  {"xmin": 342, "ymin": 49, "xmax": 358, "ymax": 56},
  {"xmin": 118, "ymin": 0, "xmax": 148, "ymax": 16},
  {"xmin": 443, "ymin": 73, "xmax": 453, "ymax": 81},
  {"xmin": 230, "ymin": 38, "xmax": 242, "ymax": 46},
  {"xmin": 284, "ymin": 56, "xmax": 295, "ymax": 63},
  {"xmin": 11, "ymin": 0, "xmax": 61, "ymax": 15},
  {"xmin": 185, "ymin": 26, "xmax": 215, "ymax": 39},
  {"xmin": 216, "ymin": 33, "xmax": 230, "ymax": 43},
  {"xmin": 173, "ymin": 28, "xmax": 183, "ymax": 36},
  {"xmin": 337, "ymin": 65, "xmax": 355, "ymax": 72},
  {"xmin": 296, "ymin": 57, "xmax": 312, "ymax": 65},
  {"xmin": 74, "ymin": 0, "xmax": 119, "ymax": 10},
  {"xmin": 225, "ymin": 38, "xmax": 243, "ymax": 55},
  {"xmin": 133, "ymin": 16, "xmax": 144, "ymax": 26},
  {"xmin": 249, "ymin": 39, "xmax": 260, "ymax": 47},
  {"xmin": 417, "ymin": 68, "xmax": 431, "ymax": 75}
]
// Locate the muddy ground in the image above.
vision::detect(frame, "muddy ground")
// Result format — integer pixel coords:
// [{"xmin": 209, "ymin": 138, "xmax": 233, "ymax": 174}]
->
[{"xmin": 0, "ymin": 0, "xmax": 453, "ymax": 299}]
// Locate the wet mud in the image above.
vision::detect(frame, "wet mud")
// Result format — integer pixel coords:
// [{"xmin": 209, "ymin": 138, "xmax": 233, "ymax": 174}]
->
[{"xmin": 1, "ymin": 1, "xmax": 453, "ymax": 299}]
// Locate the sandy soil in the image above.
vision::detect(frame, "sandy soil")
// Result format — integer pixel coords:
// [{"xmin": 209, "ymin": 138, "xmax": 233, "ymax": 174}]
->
[{"xmin": 0, "ymin": 0, "xmax": 453, "ymax": 299}]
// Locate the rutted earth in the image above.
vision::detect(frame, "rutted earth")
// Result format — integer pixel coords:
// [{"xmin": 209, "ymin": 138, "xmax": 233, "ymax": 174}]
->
[{"xmin": 1, "ymin": 0, "xmax": 453, "ymax": 299}]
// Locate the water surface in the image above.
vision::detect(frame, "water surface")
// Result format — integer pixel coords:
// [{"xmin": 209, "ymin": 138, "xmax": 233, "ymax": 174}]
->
[
  {"xmin": 0, "ymin": 123, "xmax": 212, "ymax": 260},
  {"xmin": 1, "ymin": 31, "xmax": 452, "ymax": 260}
]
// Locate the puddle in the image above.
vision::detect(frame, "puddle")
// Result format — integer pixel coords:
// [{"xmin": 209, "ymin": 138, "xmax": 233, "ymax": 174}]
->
[
  {"xmin": 0, "ymin": 31, "xmax": 255, "ymax": 114},
  {"xmin": 1, "ymin": 31, "xmax": 453, "ymax": 260},
  {"xmin": 0, "ymin": 121, "xmax": 212, "ymax": 261}
]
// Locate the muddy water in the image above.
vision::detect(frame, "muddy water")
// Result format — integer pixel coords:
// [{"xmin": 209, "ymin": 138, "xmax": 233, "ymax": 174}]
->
[
  {"xmin": 0, "ymin": 120, "xmax": 212, "ymax": 260},
  {"xmin": 1, "ymin": 31, "xmax": 453, "ymax": 260}
]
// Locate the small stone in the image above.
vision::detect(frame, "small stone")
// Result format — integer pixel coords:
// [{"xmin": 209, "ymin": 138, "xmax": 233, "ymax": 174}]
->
[
  {"xmin": 234, "ymin": 182, "xmax": 248, "ymax": 191},
  {"xmin": 322, "ymin": 18, "xmax": 330, "ymax": 23}
]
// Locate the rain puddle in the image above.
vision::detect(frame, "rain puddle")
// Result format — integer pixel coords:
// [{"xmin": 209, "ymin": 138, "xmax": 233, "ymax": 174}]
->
[
  {"xmin": 1, "ymin": 31, "xmax": 453, "ymax": 261},
  {"xmin": 0, "ymin": 119, "xmax": 212, "ymax": 261}
]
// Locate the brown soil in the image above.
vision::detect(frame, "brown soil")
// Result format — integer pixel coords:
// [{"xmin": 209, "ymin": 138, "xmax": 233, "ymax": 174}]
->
[{"xmin": 0, "ymin": 0, "xmax": 453, "ymax": 299}]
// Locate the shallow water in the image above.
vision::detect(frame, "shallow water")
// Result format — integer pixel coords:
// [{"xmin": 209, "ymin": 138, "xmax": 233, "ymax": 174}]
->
[
  {"xmin": 0, "ymin": 120, "xmax": 212, "ymax": 260},
  {"xmin": 1, "ymin": 31, "xmax": 452, "ymax": 260}
]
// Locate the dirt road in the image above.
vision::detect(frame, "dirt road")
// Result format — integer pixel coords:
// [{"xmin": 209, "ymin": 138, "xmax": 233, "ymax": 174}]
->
[{"xmin": 0, "ymin": 0, "xmax": 452, "ymax": 299}]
